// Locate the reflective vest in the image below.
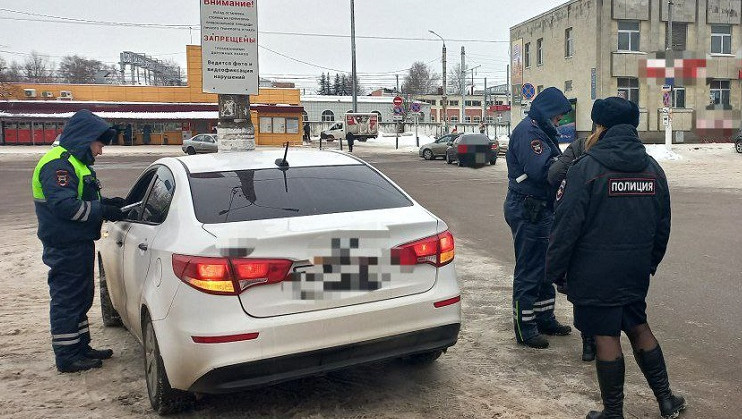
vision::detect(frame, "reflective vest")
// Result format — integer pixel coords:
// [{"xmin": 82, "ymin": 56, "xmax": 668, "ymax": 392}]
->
[{"xmin": 32, "ymin": 146, "xmax": 96, "ymax": 201}]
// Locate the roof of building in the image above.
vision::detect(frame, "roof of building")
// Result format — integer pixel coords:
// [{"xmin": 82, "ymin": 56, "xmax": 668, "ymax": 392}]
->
[{"xmin": 509, "ymin": 0, "xmax": 581, "ymax": 30}]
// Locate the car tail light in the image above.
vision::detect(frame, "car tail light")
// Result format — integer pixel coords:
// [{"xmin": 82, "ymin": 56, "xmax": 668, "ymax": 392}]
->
[
  {"xmin": 172, "ymin": 254, "xmax": 293, "ymax": 295},
  {"xmin": 490, "ymin": 142, "xmax": 499, "ymax": 150},
  {"xmin": 391, "ymin": 230, "xmax": 455, "ymax": 267},
  {"xmin": 457, "ymin": 144, "xmax": 467, "ymax": 154}
]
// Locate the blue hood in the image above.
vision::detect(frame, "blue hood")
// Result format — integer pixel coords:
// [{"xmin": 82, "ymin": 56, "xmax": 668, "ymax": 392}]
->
[
  {"xmin": 527, "ymin": 87, "xmax": 572, "ymax": 140},
  {"xmin": 59, "ymin": 109, "xmax": 115, "ymax": 164}
]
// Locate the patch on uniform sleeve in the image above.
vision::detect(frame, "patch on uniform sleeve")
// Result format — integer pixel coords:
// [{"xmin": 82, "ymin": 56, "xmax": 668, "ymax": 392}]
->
[
  {"xmin": 608, "ymin": 178, "xmax": 656, "ymax": 196},
  {"xmin": 556, "ymin": 179, "xmax": 567, "ymax": 201},
  {"xmin": 55, "ymin": 170, "xmax": 70, "ymax": 187},
  {"xmin": 530, "ymin": 139, "xmax": 543, "ymax": 155}
]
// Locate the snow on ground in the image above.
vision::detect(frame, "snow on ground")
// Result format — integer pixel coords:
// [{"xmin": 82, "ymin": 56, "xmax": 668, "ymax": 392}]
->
[{"xmin": 646, "ymin": 144, "xmax": 683, "ymax": 161}]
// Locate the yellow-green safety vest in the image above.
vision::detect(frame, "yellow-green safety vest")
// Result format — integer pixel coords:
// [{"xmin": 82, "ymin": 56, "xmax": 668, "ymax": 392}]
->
[{"xmin": 32, "ymin": 146, "xmax": 96, "ymax": 202}]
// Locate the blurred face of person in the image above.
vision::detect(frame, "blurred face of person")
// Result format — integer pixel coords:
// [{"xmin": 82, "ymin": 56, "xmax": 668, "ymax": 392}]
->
[{"xmin": 90, "ymin": 141, "xmax": 105, "ymax": 157}]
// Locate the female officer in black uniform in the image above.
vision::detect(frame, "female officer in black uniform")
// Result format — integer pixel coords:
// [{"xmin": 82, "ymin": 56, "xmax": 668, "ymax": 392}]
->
[{"xmin": 546, "ymin": 97, "xmax": 686, "ymax": 419}]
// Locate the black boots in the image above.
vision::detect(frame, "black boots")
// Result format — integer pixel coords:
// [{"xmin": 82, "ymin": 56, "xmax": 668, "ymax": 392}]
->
[
  {"xmin": 582, "ymin": 335, "xmax": 596, "ymax": 362},
  {"xmin": 586, "ymin": 357, "xmax": 625, "ymax": 419},
  {"xmin": 519, "ymin": 334, "xmax": 550, "ymax": 349},
  {"xmin": 57, "ymin": 357, "xmax": 103, "ymax": 373},
  {"xmin": 634, "ymin": 345, "xmax": 686, "ymax": 419},
  {"xmin": 84, "ymin": 347, "xmax": 114, "ymax": 360},
  {"xmin": 538, "ymin": 320, "xmax": 572, "ymax": 336}
]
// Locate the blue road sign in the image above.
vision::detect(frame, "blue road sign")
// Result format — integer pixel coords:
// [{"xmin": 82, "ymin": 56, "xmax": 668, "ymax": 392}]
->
[
  {"xmin": 522, "ymin": 83, "xmax": 536, "ymax": 100},
  {"xmin": 393, "ymin": 106, "xmax": 404, "ymax": 115},
  {"xmin": 411, "ymin": 102, "xmax": 421, "ymax": 112}
]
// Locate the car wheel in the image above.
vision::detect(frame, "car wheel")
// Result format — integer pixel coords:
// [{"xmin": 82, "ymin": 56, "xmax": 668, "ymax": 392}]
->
[
  {"xmin": 402, "ymin": 350, "xmax": 443, "ymax": 365},
  {"xmin": 423, "ymin": 149, "xmax": 433, "ymax": 160},
  {"xmin": 98, "ymin": 257, "xmax": 122, "ymax": 328},
  {"xmin": 457, "ymin": 160, "xmax": 464, "ymax": 167},
  {"xmin": 327, "ymin": 135, "xmax": 335, "ymax": 142},
  {"xmin": 186, "ymin": 147, "xmax": 196, "ymax": 155},
  {"xmin": 736, "ymin": 140, "xmax": 742, "ymax": 153},
  {"xmin": 446, "ymin": 154, "xmax": 453, "ymax": 164},
  {"xmin": 358, "ymin": 138, "xmax": 367, "ymax": 142},
  {"xmin": 490, "ymin": 157, "xmax": 497, "ymax": 165},
  {"xmin": 143, "ymin": 312, "xmax": 195, "ymax": 415}
]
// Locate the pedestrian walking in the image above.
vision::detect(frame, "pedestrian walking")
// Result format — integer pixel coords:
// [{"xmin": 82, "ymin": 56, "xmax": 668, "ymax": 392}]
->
[
  {"xmin": 346, "ymin": 131, "xmax": 355, "ymax": 152},
  {"xmin": 303, "ymin": 122, "xmax": 311, "ymax": 143},
  {"xmin": 546, "ymin": 97, "xmax": 686, "ymax": 419},
  {"xmin": 32, "ymin": 109, "xmax": 127, "ymax": 373},
  {"xmin": 547, "ymin": 135, "xmax": 596, "ymax": 362},
  {"xmin": 503, "ymin": 87, "xmax": 573, "ymax": 349}
]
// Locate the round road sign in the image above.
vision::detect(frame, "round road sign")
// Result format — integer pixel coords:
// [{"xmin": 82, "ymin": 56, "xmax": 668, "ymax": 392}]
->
[
  {"xmin": 393, "ymin": 96, "xmax": 403, "ymax": 106},
  {"xmin": 411, "ymin": 102, "xmax": 421, "ymax": 112},
  {"xmin": 522, "ymin": 83, "xmax": 536, "ymax": 100}
]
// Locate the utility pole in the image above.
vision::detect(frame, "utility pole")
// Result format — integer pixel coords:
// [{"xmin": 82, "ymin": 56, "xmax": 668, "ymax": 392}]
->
[
  {"xmin": 350, "ymin": 0, "xmax": 358, "ymax": 112},
  {"xmin": 396, "ymin": 74, "xmax": 399, "ymax": 93},
  {"xmin": 506, "ymin": 63, "xmax": 511, "ymax": 136},
  {"xmin": 460, "ymin": 46, "xmax": 466, "ymax": 129},
  {"xmin": 429, "ymin": 30, "xmax": 447, "ymax": 133},
  {"xmin": 664, "ymin": 0, "xmax": 674, "ymax": 150},
  {"xmin": 483, "ymin": 77, "xmax": 487, "ymax": 135}
]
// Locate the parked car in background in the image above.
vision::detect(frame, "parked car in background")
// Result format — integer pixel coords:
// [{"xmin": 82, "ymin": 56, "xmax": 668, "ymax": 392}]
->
[
  {"xmin": 182, "ymin": 134, "xmax": 218, "ymax": 154},
  {"xmin": 734, "ymin": 131, "xmax": 742, "ymax": 153},
  {"xmin": 446, "ymin": 134, "xmax": 497, "ymax": 166},
  {"xmin": 419, "ymin": 133, "xmax": 461, "ymax": 160},
  {"xmin": 320, "ymin": 113, "xmax": 379, "ymax": 142},
  {"xmin": 97, "ymin": 149, "xmax": 461, "ymax": 414}
]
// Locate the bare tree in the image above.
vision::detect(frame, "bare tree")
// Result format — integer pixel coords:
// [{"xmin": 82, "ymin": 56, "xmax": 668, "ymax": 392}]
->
[
  {"xmin": 0, "ymin": 57, "xmax": 22, "ymax": 83},
  {"xmin": 401, "ymin": 61, "xmax": 439, "ymax": 96},
  {"xmin": 447, "ymin": 62, "xmax": 467, "ymax": 95},
  {"xmin": 23, "ymin": 51, "xmax": 55, "ymax": 82},
  {"xmin": 58, "ymin": 55, "xmax": 105, "ymax": 84}
]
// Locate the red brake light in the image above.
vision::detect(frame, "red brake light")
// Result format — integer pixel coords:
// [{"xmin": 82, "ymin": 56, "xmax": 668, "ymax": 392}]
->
[
  {"xmin": 391, "ymin": 230, "xmax": 455, "ymax": 267},
  {"xmin": 172, "ymin": 254, "xmax": 293, "ymax": 295},
  {"xmin": 490, "ymin": 143, "xmax": 499, "ymax": 150},
  {"xmin": 457, "ymin": 144, "xmax": 467, "ymax": 154}
]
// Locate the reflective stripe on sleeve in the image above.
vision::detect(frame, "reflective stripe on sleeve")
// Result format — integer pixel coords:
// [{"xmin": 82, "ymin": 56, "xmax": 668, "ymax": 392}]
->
[
  {"xmin": 80, "ymin": 202, "xmax": 92, "ymax": 222},
  {"xmin": 71, "ymin": 202, "xmax": 87, "ymax": 221}
]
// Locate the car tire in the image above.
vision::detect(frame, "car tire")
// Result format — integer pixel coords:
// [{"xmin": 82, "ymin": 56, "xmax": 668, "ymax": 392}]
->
[
  {"xmin": 402, "ymin": 350, "xmax": 443, "ymax": 365},
  {"xmin": 457, "ymin": 160, "xmax": 464, "ymax": 167},
  {"xmin": 423, "ymin": 149, "xmax": 433, "ymax": 160},
  {"xmin": 143, "ymin": 312, "xmax": 195, "ymax": 415},
  {"xmin": 446, "ymin": 154, "xmax": 453, "ymax": 164},
  {"xmin": 98, "ymin": 257, "xmax": 123, "ymax": 328},
  {"xmin": 490, "ymin": 158, "xmax": 497, "ymax": 165},
  {"xmin": 186, "ymin": 147, "xmax": 196, "ymax": 155},
  {"xmin": 736, "ymin": 140, "xmax": 742, "ymax": 153},
  {"xmin": 326, "ymin": 135, "xmax": 334, "ymax": 142},
  {"xmin": 358, "ymin": 138, "xmax": 367, "ymax": 142}
]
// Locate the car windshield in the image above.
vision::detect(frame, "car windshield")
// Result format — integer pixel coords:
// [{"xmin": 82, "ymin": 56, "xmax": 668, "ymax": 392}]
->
[{"xmin": 189, "ymin": 165, "xmax": 413, "ymax": 223}]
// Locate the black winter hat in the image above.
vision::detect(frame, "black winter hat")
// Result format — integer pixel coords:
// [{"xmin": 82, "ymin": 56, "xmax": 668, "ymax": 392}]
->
[{"xmin": 591, "ymin": 96, "xmax": 640, "ymax": 128}]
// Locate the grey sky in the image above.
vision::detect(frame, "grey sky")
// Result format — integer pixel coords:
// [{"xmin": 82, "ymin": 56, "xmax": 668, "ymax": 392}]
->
[{"xmin": 0, "ymin": 0, "xmax": 564, "ymax": 93}]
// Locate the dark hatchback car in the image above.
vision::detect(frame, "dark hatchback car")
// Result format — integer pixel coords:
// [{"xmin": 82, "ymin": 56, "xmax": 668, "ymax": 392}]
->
[{"xmin": 446, "ymin": 134, "xmax": 497, "ymax": 166}]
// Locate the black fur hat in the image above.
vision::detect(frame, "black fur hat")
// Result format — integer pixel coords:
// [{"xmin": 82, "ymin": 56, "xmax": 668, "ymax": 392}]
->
[{"xmin": 591, "ymin": 96, "xmax": 640, "ymax": 128}]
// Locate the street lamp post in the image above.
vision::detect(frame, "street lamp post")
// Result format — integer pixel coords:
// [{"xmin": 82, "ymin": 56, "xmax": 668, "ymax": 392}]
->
[
  {"xmin": 429, "ymin": 30, "xmax": 447, "ymax": 133},
  {"xmin": 351, "ymin": 0, "xmax": 358, "ymax": 113}
]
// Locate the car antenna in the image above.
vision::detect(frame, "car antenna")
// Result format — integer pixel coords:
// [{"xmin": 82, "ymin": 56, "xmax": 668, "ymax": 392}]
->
[{"xmin": 275, "ymin": 142, "xmax": 289, "ymax": 168}]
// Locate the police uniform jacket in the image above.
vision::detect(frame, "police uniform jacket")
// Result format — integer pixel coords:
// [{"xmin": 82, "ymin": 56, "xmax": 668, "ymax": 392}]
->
[
  {"xmin": 506, "ymin": 87, "xmax": 573, "ymax": 201},
  {"xmin": 33, "ymin": 110, "xmax": 110, "ymax": 246},
  {"xmin": 545, "ymin": 124, "xmax": 671, "ymax": 307}
]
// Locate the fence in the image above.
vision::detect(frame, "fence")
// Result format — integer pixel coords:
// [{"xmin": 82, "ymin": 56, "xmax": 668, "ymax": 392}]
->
[{"xmin": 306, "ymin": 121, "xmax": 511, "ymax": 139}]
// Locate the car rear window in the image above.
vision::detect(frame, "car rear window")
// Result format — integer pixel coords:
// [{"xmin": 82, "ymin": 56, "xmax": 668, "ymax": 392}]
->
[
  {"xmin": 460, "ymin": 135, "xmax": 489, "ymax": 145},
  {"xmin": 189, "ymin": 165, "xmax": 413, "ymax": 223}
]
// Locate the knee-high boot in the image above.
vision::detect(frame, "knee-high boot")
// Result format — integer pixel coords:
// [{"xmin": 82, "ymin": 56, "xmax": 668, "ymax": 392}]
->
[
  {"xmin": 634, "ymin": 345, "xmax": 686, "ymax": 419},
  {"xmin": 586, "ymin": 357, "xmax": 624, "ymax": 419}
]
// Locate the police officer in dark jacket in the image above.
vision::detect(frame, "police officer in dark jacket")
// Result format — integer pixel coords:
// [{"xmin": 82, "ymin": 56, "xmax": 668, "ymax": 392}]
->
[
  {"xmin": 32, "ymin": 109, "xmax": 126, "ymax": 373},
  {"xmin": 504, "ymin": 87, "xmax": 573, "ymax": 349},
  {"xmin": 546, "ymin": 97, "xmax": 686, "ymax": 419}
]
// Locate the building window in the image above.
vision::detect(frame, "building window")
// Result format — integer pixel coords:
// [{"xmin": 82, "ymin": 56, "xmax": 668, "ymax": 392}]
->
[
  {"xmin": 429, "ymin": 99, "xmax": 437, "ymax": 106},
  {"xmin": 618, "ymin": 20, "xmax": 640, "ymax": 51},
  {"xmin": 565, "ymin": 80, "xmax": 573, "ymax": 92},
  {"xmin": 321, "ymin": 110, "xmax": 335, "ymax": 122},
  {"xmin": 371, "ymin": 110, "xmax": 382, "ymax": 122},
  {"xmin": 669, "ymin": 23, "xmax": 687, "ymax": 51},
  {"xmin": 565, "ymin": 28, "xmax": 574, "ymax": 57},
  {"xmin": 450, "ymin": 116, "xmax": 459, "ymax": 123},
  {"xmin": 617, "ymin": 77, "xmax": 639, "ymax": 105},
  {"xmin": 471, "ymin": 100, "xmax": 481, "ymax": 107},
  {"xmin": 486, "ymin": 116, "xmax": 496, "ymax": 123},
  {"xmin": 448, "ymin": 100, "xmax": 459, "ymax": 106},
  {"xmin": 473, "ymin": 116, "xmax": 481, "ymax": 123},
  {"xmin": 302, "ymin": 111, "xmax": 309, "ymax": 122},
  {"xmin": 465, "ymin": 116, "xmax": 472, "ymax": 123},
  {"xmin": 524, "ymin": 42, "xmax": 531, "ymax": 68},
  {"xmin": 537, "ymin": 38, "xmax": 543, "ymax": 65},
  {"xmin": 710, "ymin": 80, "xmax": 730, "ymax": 105},
  {"xmin": 672, "ymin": 87, "xmax": 685, "ymax": 108},
  {"xmin": 711, "ymin": 25, "xmax": 732, "ymax": 54}
]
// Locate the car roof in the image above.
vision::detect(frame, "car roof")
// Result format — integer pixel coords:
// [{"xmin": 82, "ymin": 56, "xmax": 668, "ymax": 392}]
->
[
  {"xmin": 459, "ymin": 134, "xmax": 489, "ymax": 144},
  {"xmin": 175, "ymin": 149, "xmax": 363, "ymax": 174}
]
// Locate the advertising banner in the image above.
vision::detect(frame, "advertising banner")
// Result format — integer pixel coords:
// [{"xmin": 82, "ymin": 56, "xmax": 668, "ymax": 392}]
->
[
  {"xmin": 200, "ymin": 0, "xmax": 259, "ymax": 94},
  {"xmin": 556, "ymin": 99, "xmax": 577, "ymax": 143},
  {"xmin": 511, "ymin": 39, "xmax": 523, "ymax": 105}
]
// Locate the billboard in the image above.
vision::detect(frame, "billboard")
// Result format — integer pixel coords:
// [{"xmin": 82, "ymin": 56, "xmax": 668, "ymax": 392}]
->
[
  {"xmin": 511, "ymin": 39, "xmax": 523, "ymax": 105},
  {"xmin": 556, "ymin": 99, "xmax": 577, "ymax": 143},
  {"xmin": 200, "ymin": 0, "xmax": 259, "ymax": 95}
]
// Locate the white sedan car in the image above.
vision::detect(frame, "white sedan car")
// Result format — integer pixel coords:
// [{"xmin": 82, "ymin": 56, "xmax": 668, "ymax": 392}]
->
[{"xmin": 98, "ymin": 149, "xmax": 461, "ymax": 414}]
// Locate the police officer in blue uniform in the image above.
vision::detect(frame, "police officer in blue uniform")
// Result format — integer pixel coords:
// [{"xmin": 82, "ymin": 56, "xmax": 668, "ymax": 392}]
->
[
  {"xmin": 546, "ymin": 97, "xmax": 685, "ymax": 419},
  {"xmin": 504, "ymin": 87, "xmax": 573, "ymax": 349},
  {"xmin": 32, "ymin": 109, "xmax": 126, "ymax": 373}
]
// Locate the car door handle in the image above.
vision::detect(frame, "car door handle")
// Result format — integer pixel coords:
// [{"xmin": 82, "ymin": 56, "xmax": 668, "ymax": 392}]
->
[{"xmin": 138, "ymin": 243, "xmax": 148, "ymax": 251}]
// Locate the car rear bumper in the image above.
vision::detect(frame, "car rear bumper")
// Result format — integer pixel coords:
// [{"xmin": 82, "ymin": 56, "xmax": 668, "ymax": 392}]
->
[
  {"xmin": 189, "ymin": 323, "xmax": 460, "ymax": 393},
  {"xmin": 153, "ymin": 263, "xmax": 461, "ymax": 391}
]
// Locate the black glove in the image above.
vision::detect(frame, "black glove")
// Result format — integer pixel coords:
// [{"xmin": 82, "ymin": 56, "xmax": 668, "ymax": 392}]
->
[
  {"xmin": 102, "ymin": 205, "xmax": 125, "ymax": 222},
  {"xmin": 102, "ymin": 197, "xmax": 126, "ymax": 208}
]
